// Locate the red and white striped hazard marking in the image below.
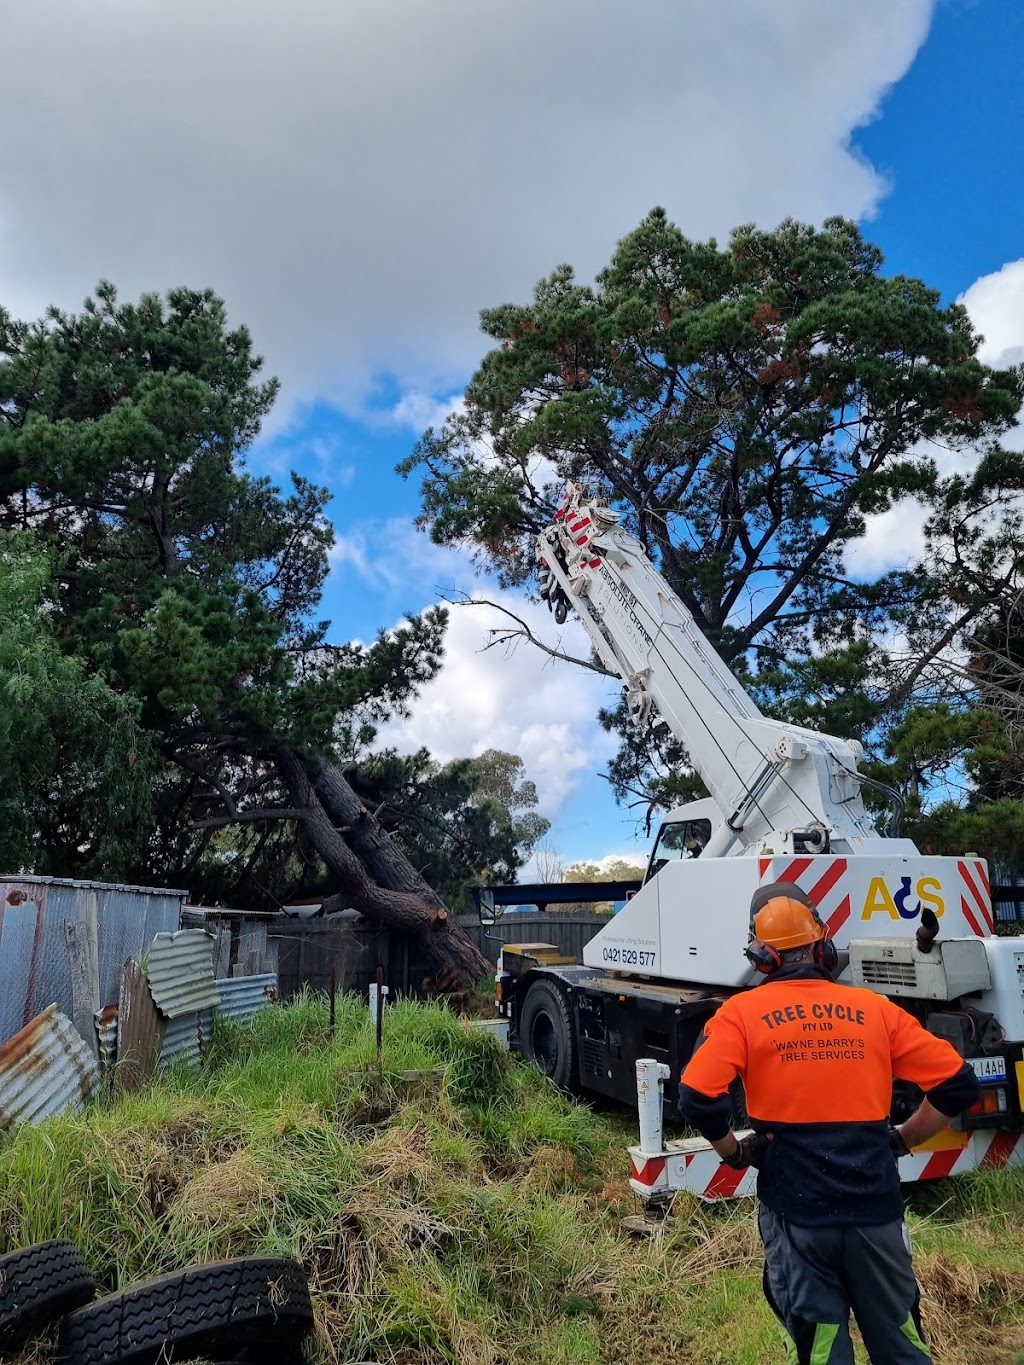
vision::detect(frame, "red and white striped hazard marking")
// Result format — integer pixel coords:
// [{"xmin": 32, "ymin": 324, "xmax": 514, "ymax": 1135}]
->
[
  {"xmin": 758, "ymin": 855, "xmax": 852, "ymax": 936},
  {"xmin": 628, "ymin": 1129, "xmax": 1024, "ymax": 1205},
  {"xmin": 958, "ymin": 858, "xmax": 994, "ymax": 936}
]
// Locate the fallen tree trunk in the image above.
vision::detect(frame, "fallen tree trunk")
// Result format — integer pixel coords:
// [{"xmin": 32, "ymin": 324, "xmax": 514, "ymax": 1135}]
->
[
  {"xmin": 310, "ymin": 760, "xmax": 447, "ymax": 910},
  {"xmin": 275, "ymin": 746, "xmax": 489, "ymax": 990}
]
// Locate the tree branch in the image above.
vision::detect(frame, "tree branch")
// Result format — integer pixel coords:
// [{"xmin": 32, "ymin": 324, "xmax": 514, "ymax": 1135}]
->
[{"xmin": 441, "ymin": 592, "xmax": 615, "ymax": 675}]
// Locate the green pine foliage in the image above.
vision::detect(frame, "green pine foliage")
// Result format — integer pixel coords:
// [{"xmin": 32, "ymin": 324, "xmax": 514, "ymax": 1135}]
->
[
  {"xmin": 0, "ymin": 284, "xmax": 546, "ymax": 903},
  {"xmin": 0, "ymin": 534, "xmax": 152, "ymax": 874},
  {"xmin": 400, "ymin": 211, "xmax": 1024, "ymax": 830}
]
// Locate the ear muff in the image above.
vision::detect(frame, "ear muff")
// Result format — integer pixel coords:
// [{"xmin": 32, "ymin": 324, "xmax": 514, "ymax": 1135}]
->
[
  {"xmin": 815, "ymin": 930, "xmax": 838, "ymax": 974},
  {"xmin": 808, "ymin": 906, "xmax": 838, "ymax": 973},
  {"xmin": 745, "ymin": 939, "xmax": 783, "ymax": 975}
]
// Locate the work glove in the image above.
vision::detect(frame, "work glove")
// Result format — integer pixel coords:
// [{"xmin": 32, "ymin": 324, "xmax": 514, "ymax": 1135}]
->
[
  {"xmin": 888, "ymin": 1124, "xmax": 912, "ymax": 1159},
  {"xmin": 723, "ymin": 1132, "xmax": 772, "ymax": 1170}
]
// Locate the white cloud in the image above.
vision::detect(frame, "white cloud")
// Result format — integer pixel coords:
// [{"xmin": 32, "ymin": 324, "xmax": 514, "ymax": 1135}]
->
[
  {"xmin": 377, "ymin": 593, "xmax": 620, "ymax": 816},
  {"xmin": 0, "ymin": 0, "xmax": 935, "ymax": 412},
  {"xmin": 388, "ymin": 392, "xmax": 464, "ymax": 432},
  {"xmin": 845, "ymin": 497, "xmax": 934, "ymax": 579},
  {"xmin": 847, "ymin": 257, "xmax": 1024, "ymax": 577},
  {"xmin": 961, "ymin": 259, "xmax": 1024, "ymax": 370},
  {"xmin": 328, "ymin": 515, "xmax": 470, "ymax": 594},
  {"xmin": 327, "ymin": 516, "xmax": 619, "ymax": 816}
]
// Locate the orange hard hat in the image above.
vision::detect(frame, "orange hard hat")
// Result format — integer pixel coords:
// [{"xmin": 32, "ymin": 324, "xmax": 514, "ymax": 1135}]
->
[{"xmin": 753, "ymin": 896, "xmax": 825, "ymax": 951}]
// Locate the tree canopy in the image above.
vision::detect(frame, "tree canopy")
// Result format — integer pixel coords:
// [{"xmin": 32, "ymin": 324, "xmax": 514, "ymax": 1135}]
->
[
  {"xmin": 0, "ymin": 283, "xmax": 546, "ymax": 985},
  {"xmin": 402, "ymin": 210, "xmax": 1024, "ymax": 846}
]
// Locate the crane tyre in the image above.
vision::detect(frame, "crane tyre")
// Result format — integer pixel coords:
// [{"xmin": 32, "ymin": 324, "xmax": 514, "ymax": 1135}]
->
[
  {"xmin": 520, "ymin": 979, "xmax": 578, "ymax": 1091},
  {"xmin": 56, "ymin": 1257, "xmax": 312, "ymax": 1365},
  {"xmin": 0, "ymin": 1240, "xmax": 95, "ymax": 1351}
]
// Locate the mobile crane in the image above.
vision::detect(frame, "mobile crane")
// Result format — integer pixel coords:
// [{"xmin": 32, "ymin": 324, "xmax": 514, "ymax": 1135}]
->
[{"xmin": 489, "ymin": 485, "xmax": 1024, "ymax": 1203}]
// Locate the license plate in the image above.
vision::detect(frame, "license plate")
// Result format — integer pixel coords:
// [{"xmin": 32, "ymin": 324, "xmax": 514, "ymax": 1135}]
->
[{"xmin": 968, "ymin": 1056, "xmax": 1007, "ymax": 1081}]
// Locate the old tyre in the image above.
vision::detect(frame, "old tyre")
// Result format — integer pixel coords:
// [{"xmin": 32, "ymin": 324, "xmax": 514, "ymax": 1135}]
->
[
  {"xmin": 57, "ymin": 1257, "xmax": 313, "ymax": 1365},
  {"xmin": 520, "ymin": 979, "xmax": 578, "ymax": 1090},
  {"xmin": 0, "ymin": 1239, "xmax": 95, "ymax": 1351}
]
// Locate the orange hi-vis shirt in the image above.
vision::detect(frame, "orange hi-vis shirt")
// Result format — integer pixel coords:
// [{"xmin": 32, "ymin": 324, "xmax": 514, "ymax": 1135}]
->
[
  {"xmin": 682, "ymin": 977, "xmax": 964, "ymax": 1126},
  {"xmin": 677, "ymin": 969, "xmax": 977, "ymax": 1225}
]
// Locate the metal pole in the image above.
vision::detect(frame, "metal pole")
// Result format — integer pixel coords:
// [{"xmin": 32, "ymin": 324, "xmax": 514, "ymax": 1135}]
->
[
  {"xmin": 375, "ymin": 965, "xmax": 385, "ymax": 1056},
  {"xmin": 636, "ymin": 1058, "xmax": 670, "ymax": 1157},
  {"xmin": 328, "ymin": 965, "xmax": 336, "ymax": 1034}
]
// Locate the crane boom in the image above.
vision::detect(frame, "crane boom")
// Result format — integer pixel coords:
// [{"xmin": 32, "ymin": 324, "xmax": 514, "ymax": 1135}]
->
[{"xmin": 538, "ymin": 485, "xmax": 906, "ymax": 857}]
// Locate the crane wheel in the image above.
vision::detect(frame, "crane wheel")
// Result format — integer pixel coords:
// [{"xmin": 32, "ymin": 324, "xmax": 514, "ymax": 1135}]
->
[{"xmin": 520, "ymin": 979, "xmax": 579, "ymax": 1091}]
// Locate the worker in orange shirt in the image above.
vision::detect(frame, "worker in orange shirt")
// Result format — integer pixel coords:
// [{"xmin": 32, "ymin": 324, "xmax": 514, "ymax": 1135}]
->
[{"xmin": 677, "ymin": 882, "xmax": 981, "ymax": 1365}]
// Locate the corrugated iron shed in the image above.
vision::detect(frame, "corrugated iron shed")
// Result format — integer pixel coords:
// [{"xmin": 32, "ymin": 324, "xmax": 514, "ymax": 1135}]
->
[
  {"xmin": 0, "ymin": 877, "xmax": 186, "ymax": 1045},
  {"xmin": 0, "ymin": 875, "xmax": 189, "ymax": 897},
  {"xmin": 0, "ymin": 1004, "xmax": 100, "ymax": 1130},
  {"xmin": 146, "ymin": 930, "xmax": 220, "ymax": 1019},
  {"xmin": 216, "ymin": 975, "xmax": 278, "ymax": 1028}
]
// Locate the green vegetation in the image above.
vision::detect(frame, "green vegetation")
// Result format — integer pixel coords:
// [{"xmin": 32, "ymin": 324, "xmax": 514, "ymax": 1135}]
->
[
  {"xmin": 401, "ymin": 211, "xmax": 1024, "ymax": 862},
  {"xmin": 4, "ymin": 998, "xmax": 1024, "ymax": 1364}
]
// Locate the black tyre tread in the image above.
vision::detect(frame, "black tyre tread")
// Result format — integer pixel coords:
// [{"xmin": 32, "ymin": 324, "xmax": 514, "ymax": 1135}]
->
[
  {"xmin": 520, "ymin": 978, "xmax": 579, "ymax": 1090},
  {"xmin": 57, "ymin": 1257, "xmax": 312, "ymax": 1365},
  {"xmin": 0, "ymin": 1239, "xmax": 95, "ymax": 1349}
]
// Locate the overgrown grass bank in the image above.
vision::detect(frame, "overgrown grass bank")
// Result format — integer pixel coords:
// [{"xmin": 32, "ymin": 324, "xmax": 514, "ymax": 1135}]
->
[{"xmin": 2, "ymin": 996, "xmax": 1024, "ymax": 1364}]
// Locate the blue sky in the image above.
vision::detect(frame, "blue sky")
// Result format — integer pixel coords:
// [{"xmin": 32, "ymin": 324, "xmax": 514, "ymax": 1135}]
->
[{"xmin": 3, "ymin": 0, "xmax": 1023, "ymax": 875}]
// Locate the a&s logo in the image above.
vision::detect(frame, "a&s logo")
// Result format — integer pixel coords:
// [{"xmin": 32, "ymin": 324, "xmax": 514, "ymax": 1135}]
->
[{"xmin": 861, "ymin": 876, "xmax": 945, "ymax": 921}]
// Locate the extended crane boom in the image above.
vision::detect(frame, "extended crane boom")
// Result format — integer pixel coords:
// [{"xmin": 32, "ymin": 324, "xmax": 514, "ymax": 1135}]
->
[
  {"xmin": 491, "ymin": 486, "xmax": 1020, "ymax": 1208},
  {"xmin": 537, "ymin": 484, "xmax": 905, "ymax": 858}
]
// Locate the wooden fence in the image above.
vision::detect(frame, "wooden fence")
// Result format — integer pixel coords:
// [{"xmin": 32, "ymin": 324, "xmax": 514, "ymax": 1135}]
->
[{"xmin": 266, "ymin": 910, "xmax": 611, "ymax": 999}]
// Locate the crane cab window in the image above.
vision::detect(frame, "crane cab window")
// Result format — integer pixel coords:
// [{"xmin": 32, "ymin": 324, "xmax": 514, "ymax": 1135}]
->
[{"xmin": 646, "ymin": 819, "xmax": 712, "ymax": 882}]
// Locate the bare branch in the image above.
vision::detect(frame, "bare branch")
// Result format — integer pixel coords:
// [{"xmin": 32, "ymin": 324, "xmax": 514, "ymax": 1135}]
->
[{"xmin": 442, "ymin": 592, "xmax": 615, "ymax": 676}]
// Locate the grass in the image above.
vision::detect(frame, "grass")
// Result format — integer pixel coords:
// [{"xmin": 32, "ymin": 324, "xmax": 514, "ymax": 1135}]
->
[{"xmin": 2, "ymin": 994, "xmax": 1024, "ymax": 1363}]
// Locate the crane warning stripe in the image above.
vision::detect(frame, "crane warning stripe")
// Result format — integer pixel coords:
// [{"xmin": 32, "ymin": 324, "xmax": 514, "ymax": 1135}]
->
[
  {"xmin": 629, "ymin": 1157, "xmax": 666, "ymax": 1187},
  {"xmin": 959, "ymin": 861, "xmax": 994, "ymax": 934},
  {"xmin": 771, "ymin": 857, "xmax": 814, "ymax": 885},
  {"xmin": 704, "ymin": 1164, "xmax": 748, "ymax": 1199},
  {"xmin": 979, "ymin": 1132, "xmax": 1019, "ymax": 1170},
  {"xmin": 919, "ymin": 1148, "xmax": 964, "ymax": 1181},
  {"xmin": 808, "ymin": 859, "xmax": 847, "ymax": 909},
  {"xmin": 974, "ymin": 860, "xmax": 990, "ymax": 894},
  {"xmin": 959, "ymin": 896, "xmax": 984, "ymax": 939},
  {"xmin": 759, "ymin": 858, "xmax": 771, "ymax": 879},
  {"xmin": 825, "ymin": 895, "xmax": 852, "ymax": 936}
]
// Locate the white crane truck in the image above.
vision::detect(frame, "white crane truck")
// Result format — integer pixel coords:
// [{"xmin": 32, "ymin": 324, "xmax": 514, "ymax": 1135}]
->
[{"xmin": 490, "ymin": 485, "xmax": 1024, "ymax": 1206}]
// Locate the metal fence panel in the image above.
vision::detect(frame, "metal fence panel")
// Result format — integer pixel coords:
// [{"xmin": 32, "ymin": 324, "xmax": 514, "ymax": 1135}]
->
[
  {"xmin": 266, "ymin": 910, "xmax": 609, "ymax": 999},
  {"xmin": 160, "ymin": 1011, "xmax": 212, "ymax": 1071},
  {"xmin": 146, "ymin": 931, "xmax": 220, "ymax": 1018},
  {"xmin": 216, "ymin": 975, "xmax": 278, "ymax": 1028},
  {"xmin": 116, "ymin": 960, "xmax": 163, "ymax": 1092}
]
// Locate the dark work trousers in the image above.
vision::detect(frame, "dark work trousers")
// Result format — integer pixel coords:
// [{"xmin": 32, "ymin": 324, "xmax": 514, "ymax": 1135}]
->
[{"xmin": 758, "ymin": 1206, "xmax": 931, "ymax": 1364}]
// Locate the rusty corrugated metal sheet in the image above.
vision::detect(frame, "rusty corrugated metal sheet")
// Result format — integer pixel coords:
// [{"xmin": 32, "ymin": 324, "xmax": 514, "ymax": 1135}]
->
[
  {"xmin": 216, "ymin": 975, "xmax": 278, "ymax": 1027},
  {"xmin": 95, "ymin": 1006, "xmax": 118, "ymax": 1070},
  {"xmin": 0, "ymin": 1004, "xmax": 100, "ymax": 1130},
  {"xmin": 145, "ymin": 930, "xmax": 220, "ymax": 1018},
  {"xmin": 115, "ymin": 961, "xmax": 162, "ymax": 1093}
]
